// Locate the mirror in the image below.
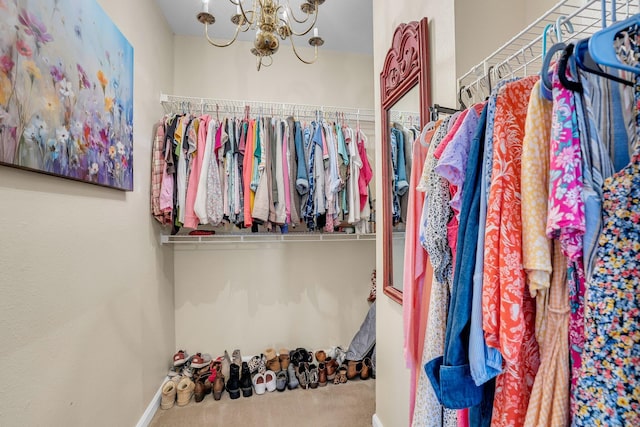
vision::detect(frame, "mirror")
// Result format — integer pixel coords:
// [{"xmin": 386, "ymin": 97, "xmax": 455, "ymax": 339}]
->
[{"xmin": 380, "ymin": 18, "xmax": 430, "ymax": 304}]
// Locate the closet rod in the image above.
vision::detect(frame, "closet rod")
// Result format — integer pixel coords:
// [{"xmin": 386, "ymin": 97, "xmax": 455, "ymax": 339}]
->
[
  {"xmin": 160, "ymin": 93, "xmax": 376, "ymax": 122},
  {"xmin": 431, "ymin": 104, "xmax": 459, "ymax": 115}
]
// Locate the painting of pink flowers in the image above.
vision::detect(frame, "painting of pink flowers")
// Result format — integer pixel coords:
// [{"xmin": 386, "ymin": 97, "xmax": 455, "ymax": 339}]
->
[{"xmin": 0, "ymin": 0, "xmax": 134, "ymax": 190}]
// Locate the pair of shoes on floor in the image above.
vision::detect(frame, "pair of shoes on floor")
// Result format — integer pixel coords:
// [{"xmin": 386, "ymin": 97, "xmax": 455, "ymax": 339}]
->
[
  {"xmin": 252, "ymin": 370, "xmax": 277, "ymax": 394},
  {"xmin": 225, "ymin": 361, "xmax": 254, "ymax": 399},
  {"xmin": 345, "ymin": 358, "xmax": 373, "ymax": 381},
  {"xmin": 295, "ymin": 363, "xmax": 319, "ymax": 389},
  {"xmin": 290, "ymin": 348, "xmax": 312, "ymax": 366},
  {"xmin": 333, "ymin": 366, "xmax": 348, "ymax": 385}
]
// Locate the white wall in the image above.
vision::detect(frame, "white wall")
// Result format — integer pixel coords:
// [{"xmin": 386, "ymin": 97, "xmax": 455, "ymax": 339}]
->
[
  {"xmin": 171, "ymin": 37, "xmax": 377, "ymax": 357},
  {"xmin": 454, "ymin": 0, "xmax": 527, "ymax": 75},
  {"xmin": 0, "ymin": 0, "xmax": 175, "ymax": 425},
  {"xmin": 372, "ymin": 1, "xmax": 457, "ymax": 426}
]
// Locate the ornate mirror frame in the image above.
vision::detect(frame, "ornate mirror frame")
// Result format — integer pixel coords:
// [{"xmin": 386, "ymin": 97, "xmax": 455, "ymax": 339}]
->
[{"xmin": 380, "ymin": 18, "xmax": 431, "ymax": 304}]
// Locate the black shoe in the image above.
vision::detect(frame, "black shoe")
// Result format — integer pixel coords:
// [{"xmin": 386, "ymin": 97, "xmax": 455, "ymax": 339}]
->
[
  {"xmin": 240, "ymin": 362, "xmax": 253, "ymax": 397},
  {"xmin": 226, "ymin": 363, "xmax": 241, "ymax": 399}
]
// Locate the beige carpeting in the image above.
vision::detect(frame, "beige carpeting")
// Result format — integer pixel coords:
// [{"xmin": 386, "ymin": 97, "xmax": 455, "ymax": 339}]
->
[{"xmin": 150, "ymin": 379, "xmax": 375, "ymax": 427}]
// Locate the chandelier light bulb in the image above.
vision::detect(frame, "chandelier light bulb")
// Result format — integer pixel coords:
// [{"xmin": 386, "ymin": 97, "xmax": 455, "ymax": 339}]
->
[
  {"xmin": 202, "ymin": 0, "xmax": 209, "ymax": 13},
  {"xmin": 313, "ymin": 27, "xmax": 318, "ymax": 38}
]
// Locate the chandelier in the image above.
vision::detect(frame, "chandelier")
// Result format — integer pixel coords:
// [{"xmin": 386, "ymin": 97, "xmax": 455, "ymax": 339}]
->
[{"xmin": 197, "ymin": 0, "xmax": 325, "ymax": 71}]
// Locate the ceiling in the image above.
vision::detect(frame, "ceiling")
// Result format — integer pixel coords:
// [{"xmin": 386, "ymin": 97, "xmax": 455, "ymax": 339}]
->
[{"xmin": 155, "ymin": 0, "xmax": 374, "ymax": 55}]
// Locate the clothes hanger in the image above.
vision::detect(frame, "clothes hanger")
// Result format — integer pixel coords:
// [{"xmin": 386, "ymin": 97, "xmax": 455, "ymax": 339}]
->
[
  {"xmin": 542, "ymin": 23, "xmax": 555, "ymax": 55},
  {"xmin": 557, "ymin": 44, "xmax": 583, "ymax": 93},
  {"xmin": 541, "ymin": 42, "xmax": 567, "ymax": 91},
  {"xmin": 589, "ymin": 13, "xmax": 640, "ymax": 74},
  {"xmin": 575, "ymin": 37, "xmax": 634, "ymax": 85},
  {"xmin": 458, "ymin": 85, "xmax": 468, "ymax": 109},
  {"xmin": 555, "ymin": 16, "xmax": 575, "ymax": 43}
]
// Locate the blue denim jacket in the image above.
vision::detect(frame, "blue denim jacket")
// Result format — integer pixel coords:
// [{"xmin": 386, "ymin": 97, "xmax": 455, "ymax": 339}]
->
[{"xmin": 425, "ymin": 105, "xmax": 488, "ymax": 411}]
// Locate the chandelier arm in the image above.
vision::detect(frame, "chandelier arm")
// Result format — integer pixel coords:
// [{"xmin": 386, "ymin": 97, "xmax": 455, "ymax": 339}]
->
[
  {"xmin": 287, "ymin": 5, "xmax": 318, "ymax": 37},
  {"xmin": 229, "ymin": 0, "xmax": 256, "ymax": 25},
  {"xmin": 203, "ymin": 22, "xmax": 242, "ymax": 48},
  {"xmin": 284, "ymin": 0, "xmax": 311, "ymax": 24},
  {"xmin": 289, "ymin": 35, "xmax": 318, "ymax": 65}
]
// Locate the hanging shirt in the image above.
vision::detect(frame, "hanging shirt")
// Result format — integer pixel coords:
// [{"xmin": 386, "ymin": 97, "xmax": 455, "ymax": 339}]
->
[
  {"xmin": 520, "ymin": 80, "xmax": 554, "ymax": 344},
  {"xmin": 521, "ymin": 81, "xmax": 570, "ymax": 427},
  {"xmin": 482, "ymin": 75, "xmax": 540, "ymax": 427},
  {"xmin": 425, "ymin": 105, "xmax": 488, "ymax": 413},
  {"xmin": 412, "ymin": 117, "xmax": 458, "ymax": 427},
  {"xmin": 190, "ymin": 115, "xmax": 215, "ymax": 226},
  {"xmin": 547, "ymin": 68, "xmax": 586, "ymax": 396}
]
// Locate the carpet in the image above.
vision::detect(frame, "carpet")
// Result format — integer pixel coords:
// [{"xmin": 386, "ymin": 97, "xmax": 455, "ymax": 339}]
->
[{"xmin": 150, "ymin": 379, "xmax": 375, "ymax": 427}]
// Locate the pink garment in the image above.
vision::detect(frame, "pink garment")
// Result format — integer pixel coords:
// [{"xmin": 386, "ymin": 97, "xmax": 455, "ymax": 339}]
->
[
  {"xmin": 431, "ymin": 110, "xmax": 467, "ymax": 262},
  {"xmin": 159, "ymin": 134, "xmax": 174, "ymax": 215},
  {"xmin": 183, "ymin": 115, "xmax": 210, "ymax": 229},
  {"xmin": 282, "ymin": 123, "xmax": 292, "ymax": 224},
  {"xmin": 459, "ymin": 409, "xmax": 469, "ymax": 427},
  {"xmin": 546, "ymin": 69, "xmax": 586, "ymax": 397},
  {"xmin": 242, "ymin": 120, "xmax": 255, "ymax": 227},
  {"xmin": 404, "ymin": 125, "xmax": 436, "ymax": 423},
  {"xmin": 433, "ymin": 109, "xmax": 469, "ymax": 160},
  {"xmin": 357, "ymin": 131, "xmax": 373, "ymax": 209}
]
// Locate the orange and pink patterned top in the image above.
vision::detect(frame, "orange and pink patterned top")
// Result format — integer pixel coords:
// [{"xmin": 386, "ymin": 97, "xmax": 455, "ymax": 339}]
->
[{"xmin": 482, "ymin": 75, "xmax": 541, "ymax": 427}]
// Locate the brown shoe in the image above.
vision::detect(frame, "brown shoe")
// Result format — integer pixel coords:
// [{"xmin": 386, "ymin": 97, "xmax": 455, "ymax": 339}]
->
[
  {"xmin": 194, "ymin": 379, "xmax": 206, "ymax": 403},
  {"xmin": 279, "ymin": 348, "xmax": 290, "ymax": 371},
  {"xmin": 325, "ymin": 358, "xmax": 338, "ymax": 381},
  {"xmin": 334, "ymin": 366, "xmax": 348, "ymax": 385},
  {"xmin": 318, "ymin": 362, "xmax": 327, "ymax": 387},
  {"xmin": 346, "ymin": 360, "xmax": 364, "ymax": 380},
  {"xmin": 265, "ymin": 348, "xmax": 281, "ymax": 372},
  {"xmin": 314, "ymin": 350, "xmax": 326, "ymax": 363},
  {"xmin": 212, "ymin": 369, "xmax": 225, "ymax": 401},
  {"xmin": 360, "ymin": 357, "xmax": 372, "ymax": 380}
]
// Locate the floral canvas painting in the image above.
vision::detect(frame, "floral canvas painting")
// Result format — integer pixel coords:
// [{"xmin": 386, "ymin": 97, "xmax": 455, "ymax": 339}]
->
[{"xmin": 0, "ymin": 0, "xmax": 134, "ymax": 190}]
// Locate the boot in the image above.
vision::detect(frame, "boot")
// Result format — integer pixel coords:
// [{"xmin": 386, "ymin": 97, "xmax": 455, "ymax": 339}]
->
[
  {"xmin": 265, "ymin": 348, "xmax": 281, "ymax": 372},
  {"xmin": 325, "ymin": 357, "xmax": 338, "ymax": 381},
  {"xmin": 318, "ymin": 362, "xmax": 328, "ymax": 387},
  {"xmin": 212, "ymin": 369, "xmax": 225, "ymax": 401},
  {"xmin": 279, "ymin": 348, "xmax": 290, "ymax": 371},
  {"xmin": 240, "ymin": 362, "xmax": 253, "ymax": 397},
  {"xmin": 360, "ymin": 357, "xmax": 372, "ymax": 380},
  {"xmin": 226, "ymin": 363, "xmax": 241, "ymax": 400},
  {"xmin": 194, "ymin": 377, "xmax": 206, "ymax": 403},
  {"xmin": 346, "ymin": 360, "xmax": 362, "ymax": 380}
]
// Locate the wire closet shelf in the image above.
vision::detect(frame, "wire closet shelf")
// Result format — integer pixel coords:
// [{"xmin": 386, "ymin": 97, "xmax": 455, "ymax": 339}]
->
[
  {"xmin": 457, "ymin": 0, "xmax": 640, "ymax": 104},
  {"xmin": 160, "ymin": 93, "xmax": 376, "ymax": 124}
]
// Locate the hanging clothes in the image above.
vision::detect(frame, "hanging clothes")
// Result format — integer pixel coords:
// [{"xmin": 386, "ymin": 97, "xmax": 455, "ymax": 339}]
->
[
  {"xmin": 572, "ymin": 147, "xmax": 640, "ymax": 426},
  {"xmin": 482, "ymin": 75, "xmax": 540, "ymax": 427},
  {"xmin": 404, "ymin": 121, "xmax": 440, "ymax": 423}
]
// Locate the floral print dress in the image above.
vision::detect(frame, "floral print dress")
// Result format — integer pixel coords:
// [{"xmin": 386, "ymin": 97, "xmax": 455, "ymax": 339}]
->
[
  {"xmin": 482, "ymin": 75, "xmax": 540, "ymax": 427},
  {"xmin": 572, "ymin": 146, "xmax": 640, "ymax": 426}
]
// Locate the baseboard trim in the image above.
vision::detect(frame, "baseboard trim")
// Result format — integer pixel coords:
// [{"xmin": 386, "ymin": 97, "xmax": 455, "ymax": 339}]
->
[
  {"xmin": 372, "ymin": 413, "xmax": 383, "ymax": 427},
  {"xmin": 136, "ymin": 376, "xmax": 168, "ymax": 427}
]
